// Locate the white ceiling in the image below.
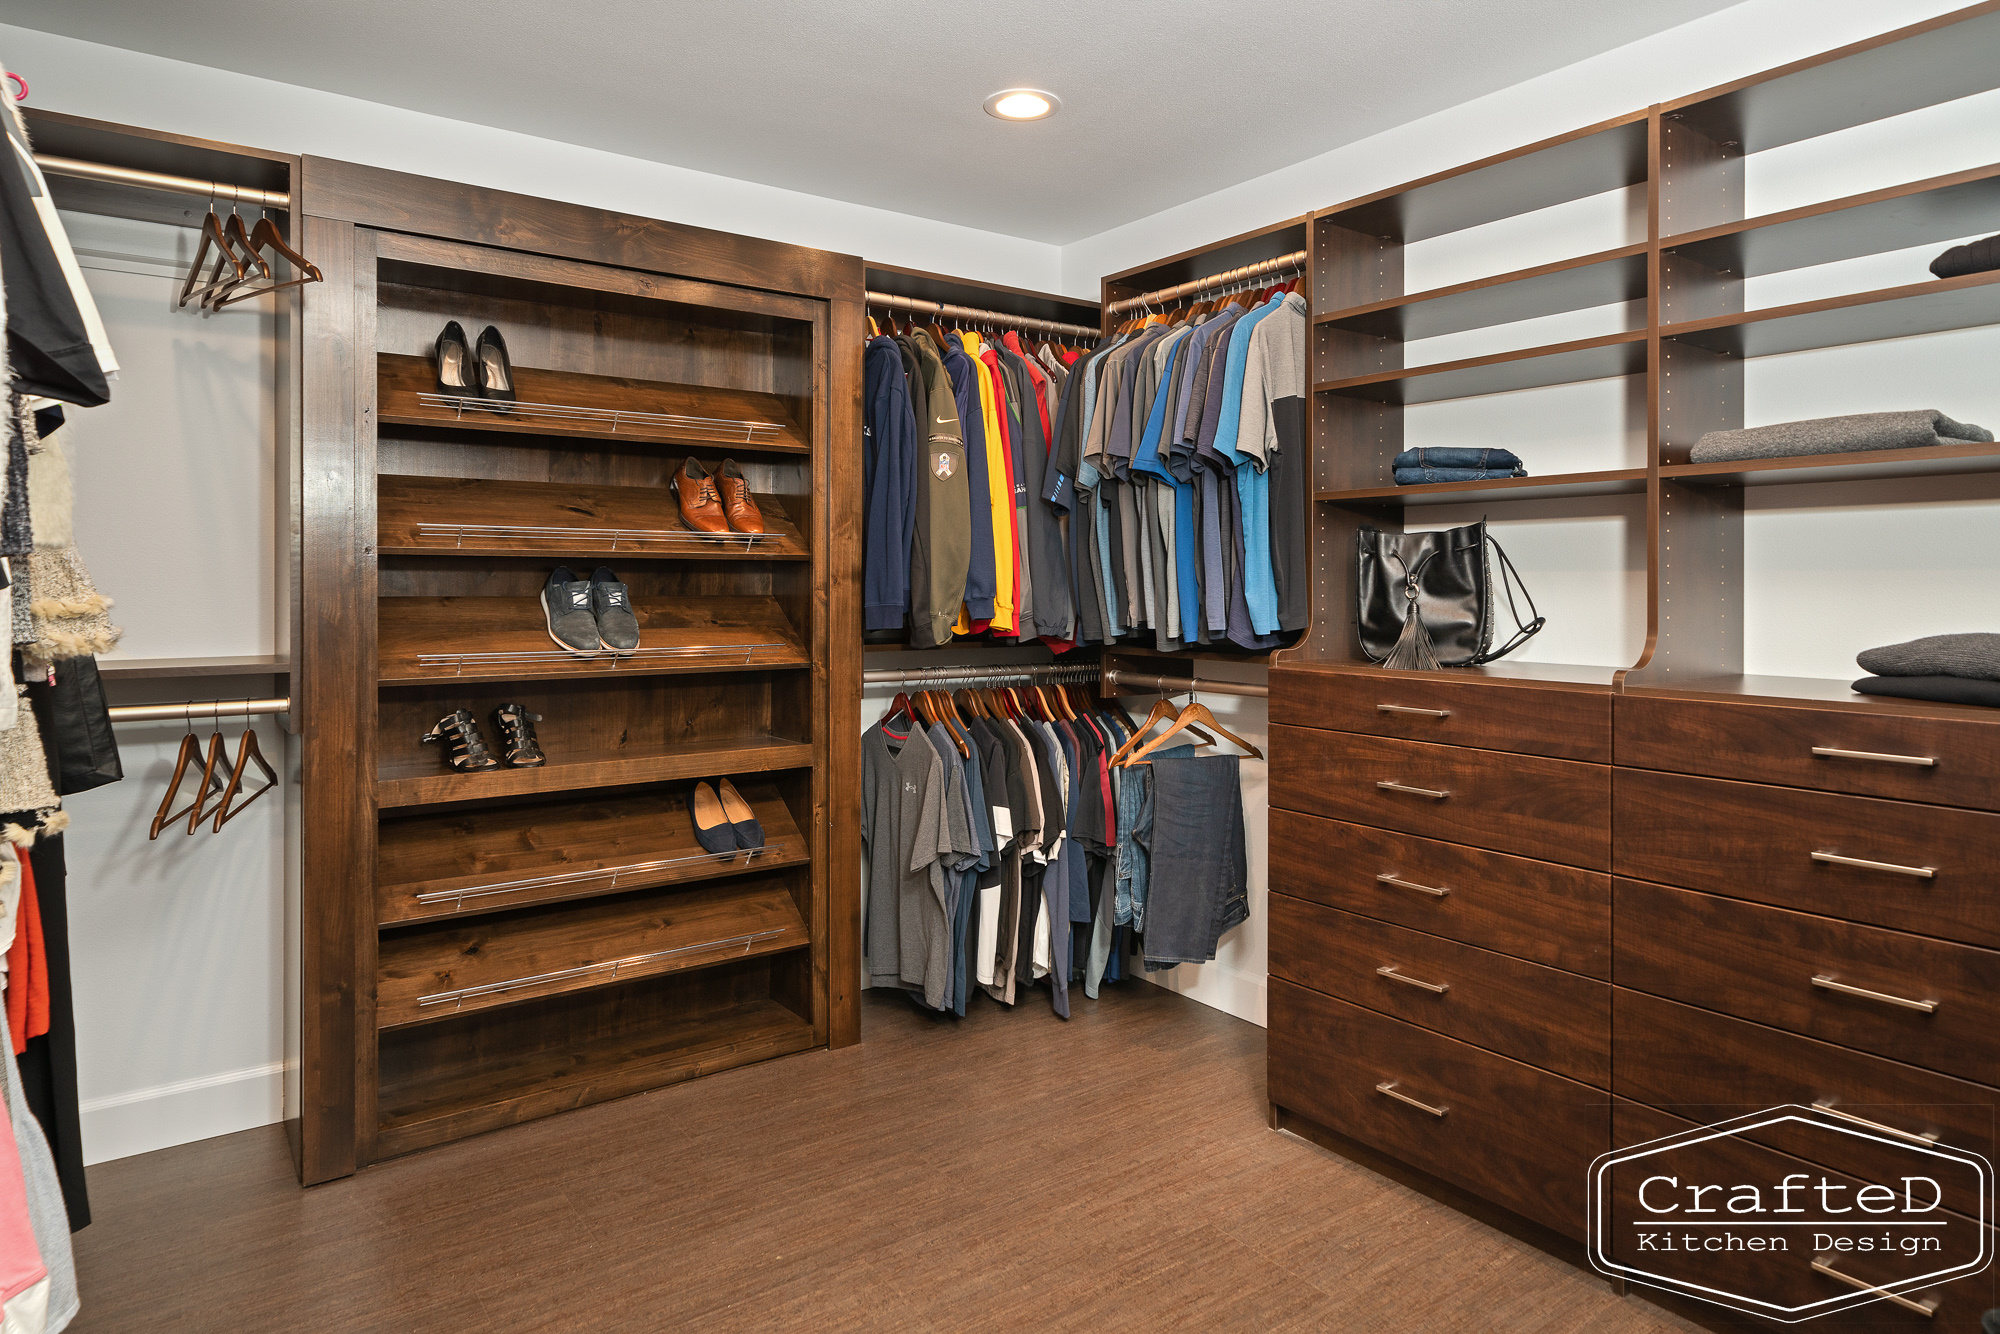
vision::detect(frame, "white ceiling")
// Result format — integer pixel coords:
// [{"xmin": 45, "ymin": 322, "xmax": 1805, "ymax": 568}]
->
[{"xmin": 12, "ymin": 0, "xmax": 1744, "ymax": 244}]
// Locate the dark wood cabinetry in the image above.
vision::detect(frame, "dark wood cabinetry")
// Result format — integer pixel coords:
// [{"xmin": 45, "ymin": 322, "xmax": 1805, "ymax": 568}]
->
[
  {"xmin": 1267, "ymin": 6, "xmax": 2000, "ymax": 1325},
  {"xmin": 297, "ymin": 163, "xmax": 861, "ymax": 1181}
]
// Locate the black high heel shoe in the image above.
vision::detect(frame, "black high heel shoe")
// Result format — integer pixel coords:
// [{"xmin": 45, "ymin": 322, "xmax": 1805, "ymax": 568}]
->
[
  {"xmin": 434, "ymin": 321, "xmax": 476, "ymax": 399},
  {"xmin": 475, "ymin": 325, "xmax": 516, "ymax": 410}
]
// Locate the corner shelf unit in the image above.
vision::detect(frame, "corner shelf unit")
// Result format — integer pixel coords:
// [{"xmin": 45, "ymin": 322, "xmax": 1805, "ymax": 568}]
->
[
  {"xmin": 298, "ymin": 161, "xmax": 863, "ymax": 1181},
  {"xmin": 1289, "ymin": 0, "xmax": 2000, "ymax": 690},
  {"xmin": 858, "ymin": 263, "xmax": 1101, "ymax": 653}
]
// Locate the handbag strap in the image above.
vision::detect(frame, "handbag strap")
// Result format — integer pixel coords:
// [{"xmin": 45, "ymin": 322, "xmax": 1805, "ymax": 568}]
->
[{"xmin": 1471, "ymin": 535, "xmax": 1546, "ymax": 664}]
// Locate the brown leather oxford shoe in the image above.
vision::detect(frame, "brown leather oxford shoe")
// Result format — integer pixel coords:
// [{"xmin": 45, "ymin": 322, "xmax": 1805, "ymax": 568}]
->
[
  {"xmin": 672, "ymin": 457, "xmax": 730, "ymax": 534},
  {"xmin": 716, "ymin": 459, "xmax": 766, "ymax": 534}
]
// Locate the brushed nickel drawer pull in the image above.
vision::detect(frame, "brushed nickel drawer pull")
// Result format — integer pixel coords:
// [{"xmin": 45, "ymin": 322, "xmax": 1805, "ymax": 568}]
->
[
  {"xmin": 1812, "ymin": 746, "xmax": 1937, "ymax": 768},
  {"xmin": 1375, "ymin": 1082, "xmax": 1448, "ymax": 1117},
  {"xmin": 1811, "ymin": 850, "xmax": 1937, "ymax": 879},
  {"xmin": 1810, "ymin": 974, "xmax": 1939, "ymax": 1014},
  {"xmin": 1378, "ymin": 704, "xmax": 1450, "ymax": 718},
  {"xmin": 1377, "ymin": 872, "xmax": 1450, "ymax": 898},
  {"xmin": 1377, "ymin": 965, "xmax": 1449, "ymax": 993},
  {"xmin": 1377, "ymin": 781, "xmax": 1449, "ymax": 799},
  {"xmin": 1810, "ymin": 1099, "xmax": 1941, "ymax": 1146},
  {"xmin": 1811, "ymin": 1254, "xmax": 1939, "ymax": 1317}
]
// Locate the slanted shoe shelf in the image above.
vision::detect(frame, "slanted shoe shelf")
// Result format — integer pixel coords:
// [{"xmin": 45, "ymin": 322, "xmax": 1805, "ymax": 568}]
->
[{"xmin": 376, "ymin": 783, "xmax": 808, "ymax": 924}]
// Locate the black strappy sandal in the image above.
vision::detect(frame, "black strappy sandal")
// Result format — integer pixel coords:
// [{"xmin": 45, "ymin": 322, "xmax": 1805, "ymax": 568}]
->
[
  {"xmin": 421, "ymin": 709, "xmax": 500, "ymax": 772},
  {"xmin": 492, "ymin": 704, "xmax": 546, "ymax": 767}
]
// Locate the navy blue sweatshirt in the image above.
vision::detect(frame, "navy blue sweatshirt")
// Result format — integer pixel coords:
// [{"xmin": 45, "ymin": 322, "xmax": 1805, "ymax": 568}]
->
[{"xmin": 862, "ymin": 337, "xmax": 919, "ymax": 630}]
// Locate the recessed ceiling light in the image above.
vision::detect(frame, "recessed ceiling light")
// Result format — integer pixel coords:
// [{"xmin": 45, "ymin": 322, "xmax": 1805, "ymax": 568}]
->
[{"xmin": 983, "ymin": 89, "xmax": 1059, "ymax": 121}]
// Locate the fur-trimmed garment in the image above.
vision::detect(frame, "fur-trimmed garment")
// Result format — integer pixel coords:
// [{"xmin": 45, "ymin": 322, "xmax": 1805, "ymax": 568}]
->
[{"xmin": 22, "ymin": 548, "xmax": 118, "ymax": 670}]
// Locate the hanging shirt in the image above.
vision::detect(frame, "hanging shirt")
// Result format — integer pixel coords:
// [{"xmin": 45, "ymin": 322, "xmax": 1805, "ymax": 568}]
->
[
  {"xmin": 940, "ymin": 336, "xmax": 997, "ymax": 622},
  {"xmin": 1212, "ymin": 295, "xmax": 1286, "ymax": 637},
  {"xmin": 1239, "ymin": 292, "xmax": 1311, "ymax": 632},
  {"xmin": 861, "ymin": 339, "xmax": 918, "ymax": 632}
]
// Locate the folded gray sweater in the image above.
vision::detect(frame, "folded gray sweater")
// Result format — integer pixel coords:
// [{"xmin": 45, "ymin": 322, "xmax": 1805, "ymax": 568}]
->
[
  {"xmin": 1690, "ymin": 410, "xmax": 1992, "ymax": 463},
  {"xmin": 1857, "ymin": 632, "xmax": 2000, "ymax": 682}
]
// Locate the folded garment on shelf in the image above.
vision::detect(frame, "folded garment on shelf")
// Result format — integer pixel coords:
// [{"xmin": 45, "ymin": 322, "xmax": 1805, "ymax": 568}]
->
[
  {"xmin": 1930, "ymin": 232, "xmax": 2000, "ymax": 280},
  {"xmin": 1857, "ymin": 632, "xmax": 2000, "ymax": 682},
  {"xmin": 1393, "ymin": 447, "xmax": 1525, "ymax": 472},
  {"xmin": 1852, "ymin": 674, "xmax": 2000, "ymax": 708},
  {"xmin": 1393, "ymin": 467, "xmax": 1526, "ymax": 485},
  {"xmin": 1689, "ymin": 409, "xmax": 1993, "ymax": 463}
]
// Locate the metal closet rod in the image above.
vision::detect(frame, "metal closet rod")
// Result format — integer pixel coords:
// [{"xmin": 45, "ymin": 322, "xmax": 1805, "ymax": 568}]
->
[
  {"xmin": 1104, "ymin": 249, "xmax": 1307, "ymax": 317},
  {"xmin": 32, "ymin": 155, "xmax": 290, "ymax": 209},
  {"xmin": 108, "ymin": 697, "xmax": 291, "ymax": 725},
  {"xmin": 863, "ymin": 663, "xmax": 1100, "ymax": 687},
  {"xmin": 866, "ymin": 290, "xmax": 1099, "ymax": 342},
  {"xmin": 1101, "ymin": 669, "xmax": 1268, "ymax": 700}
]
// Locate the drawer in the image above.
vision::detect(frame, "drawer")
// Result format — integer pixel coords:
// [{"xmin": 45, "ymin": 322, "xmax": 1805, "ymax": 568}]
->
[
  {"xmin": 1609, "ymin": 1101, "xmax": 1992, "ymax": 1333},
  {"xmin": 1270, "ymin": 665, "xmax": 1610, "ymax": 762},
  {"xmin": 1270, "ymin": 895, "xmax": 1609, "ymax": 1084},
  {"xmin": 1616, "ymin": 768, "xmax": 2000, "ymax": 947},
  {"xmin": 1270, "ymin": 812, "xmax": 1609, "ymax": 977},
  {"xmin": 1270, "ymin": 725, "xmax": 1610, "ymax": 869},
  {"xmin": 1615, "ymin": 989, "xmax": 1999, "ymax": 1192},
  {"xmin": 1614, "ymin": 879, "xmax": 2000, "ymax": 1085},
  {"xmin": 1268, "ymin": 978, "xmax": 1608, "ymax": 1239},
  {"xmin": 1617, "ymin": 693, "xmax": 2000, "ymax": 812}
]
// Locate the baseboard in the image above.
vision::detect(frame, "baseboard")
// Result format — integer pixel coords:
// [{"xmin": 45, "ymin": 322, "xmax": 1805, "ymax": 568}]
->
[
  {"xmin": 1139, "ymin": 958, "xmax": 1268, "ymax": 1026},
  {"xmin": 80, "ymin": 1061, "xmax": 289, "ymax": 1166}
]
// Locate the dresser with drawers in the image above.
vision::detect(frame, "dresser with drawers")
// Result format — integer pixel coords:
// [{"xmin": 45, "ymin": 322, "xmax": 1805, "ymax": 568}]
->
[{"xmin": 1268, "ymin": 664, "xmax": 2000, "ymax": 1329}]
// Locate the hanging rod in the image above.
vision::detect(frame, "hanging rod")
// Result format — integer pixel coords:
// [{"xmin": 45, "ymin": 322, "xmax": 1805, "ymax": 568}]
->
[
  {"xmin": 863, "ymin": 662, "xmax": 1101, "ymax": 687},
  {"xmin": 108, "ymin": 697, "xmax": 291, "ymax": 725},
  {"xmin": 1104, "ymin": 249, "xmax": 1308, "ymax": 318},
  {"xmin": 865, "ymin": 290, "xmax": 1099, "ymax": 342},
  {"xmin": 33, "ymin": 155, "xmax": 290, "ymax": 209},
  {"xmin": 1100, "ymin": 669, "xmax": 1268, "ymax": 700}
]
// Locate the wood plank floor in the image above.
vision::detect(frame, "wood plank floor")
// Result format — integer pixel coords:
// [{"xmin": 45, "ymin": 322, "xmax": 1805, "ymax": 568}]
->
[{"xmin": 69, "ymin": 986, "xmax": 1702, "ymax": 1332}]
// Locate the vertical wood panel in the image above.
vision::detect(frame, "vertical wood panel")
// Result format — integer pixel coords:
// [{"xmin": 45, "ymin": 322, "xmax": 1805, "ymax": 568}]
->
[{"xmin": 826, "ymin": 297, "xmax": 865, "ymax": 1048}]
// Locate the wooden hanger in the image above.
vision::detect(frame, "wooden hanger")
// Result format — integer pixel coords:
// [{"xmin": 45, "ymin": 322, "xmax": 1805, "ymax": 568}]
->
[
  {"xmin": 178, "ymin": 207, "xmax": 248, "ymax": 308},
  {"xmin": 884, "ymin": 691, "xmax": 914, "ymax": 731},
  {"xmin": 1108, "ymin": 697, "xmax": 1214, "ymax": 766},
  {"xmin": 1123, "ymin": 698, "xmax": 1262, "ymax": 767},
  {"xmin": 184, "ymin": 727, "xmax": 234, "ymax": 832},
  {"xmin": 148, "ymin": 728, "xmax": 227, "ymax": 840},
  {"xmin": 211, "ymin": 726, "xmax": 278, "ymax": 831}
]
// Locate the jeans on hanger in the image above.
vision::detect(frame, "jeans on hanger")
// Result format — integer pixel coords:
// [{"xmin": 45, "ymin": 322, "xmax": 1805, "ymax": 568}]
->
[{"xmin": 1141, "ymin": 754, "xmax": 1248, "ymax": 970}]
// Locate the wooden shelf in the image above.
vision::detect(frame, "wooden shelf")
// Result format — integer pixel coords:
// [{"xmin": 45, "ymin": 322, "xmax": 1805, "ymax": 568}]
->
[
  {"xmin": 378, "ymin": 594, "xmax": 807, "ymax": 683},
  {"xmin": 377, "ymin": 474, "xmax": 806, "ymax": 560},
  {"xmin": 377, "ymin": 783, "xmax": 808, "ymax": 924},
  {"xmin": 1622, "ymin": 673, "xmax": 2000, "ymax": 721},
  {"xmin": 1316, "ymin": 245, "xmax": 1647, "ymax": 341},
  {"xmin": 1662, "ymin": 4, "xmax": 2000, "ymax": 156},
  {"xmin": 378, "ymin": 731, "xmax": 811, "ymax": 809},
  {"xmin": 1317, "ymin": 469, "xmax": 1647, "ymax": 506},
  {"xmin": 375, "ymin": 994, "xmax": 813, "ymax": 1159},
  {"xmin": 1663, "ymin": 440, "xmax": 2000, "ymax": 488},
  {"xmin": 376, "ymin": 353, "xmax": 809, "ymax": 454},
  {"xmin": 1660, "ymin": 270, "xmax": 2000, "ymax": 358},
  {"xmin": 1317, "ymin": 114, "xmax": 1648, "ymax": 245},
  {"xmin": 376, "ymin": 874, "xmax": 809, "ymax": 1027},
  {"xmin": 1315, "ymin": 332, "xmax": 1646, "ymax": 404},
  {"xmin": 1663, "ymin": 163, "xmax": 2000, "ymax": 278},
  {"xmin": 94, "ymin": 654, "xmax": 291, "ymax": 679}
]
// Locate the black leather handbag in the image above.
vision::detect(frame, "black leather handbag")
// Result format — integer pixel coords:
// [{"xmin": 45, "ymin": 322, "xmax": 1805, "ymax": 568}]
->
[{"xmin": 1355, "ymin": 521, "xmax": 1543, "ymax": 669}]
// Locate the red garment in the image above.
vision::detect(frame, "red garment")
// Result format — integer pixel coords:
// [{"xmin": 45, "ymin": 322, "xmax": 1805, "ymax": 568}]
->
[
  {"xmin": 1003, "ymin": 333, "xmax": 1054, "ymax": 442},
  {"xmin": 5, "ymin": 856, "xmax": 48, "ymax": 1057}
]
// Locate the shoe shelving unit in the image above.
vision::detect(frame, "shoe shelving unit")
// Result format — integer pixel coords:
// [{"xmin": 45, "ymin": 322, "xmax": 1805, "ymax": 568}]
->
[
  {"xmin": 1268, "ymin": 5, "xmax": 2000, "ymax": 1322},
  {"xmin": 296, "ymin": 160, "xmax": 863, "ymax": 1182}
]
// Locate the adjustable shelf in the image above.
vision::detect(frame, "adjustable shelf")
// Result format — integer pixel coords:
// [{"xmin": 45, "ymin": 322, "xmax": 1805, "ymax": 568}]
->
[
  {"xmin": 1660, "ymin": 270, "xmax": 2000, "ymax": 359},
  {"xmin": 1315, "ymin": 331, "xmax": 1647, "ymax": 404},
  {"xmin": 375, "ymin": 990, "xmax": 814, "ymax": 1159},
  {"xmin": 1662, "ymin": 163, "xmax": 2000, "ymax": 278},
  {"xmin": 1315, "ymin": 469, "xmax": 1648, "ymax": 507},
  {"xmin": 1662, "ymin": 440, "xmax": 2000, "ymax": 489},
  {"xmin": 377, "ymin": 732, "xmax": 811, "ymax": 809},
  {"xmin": 376, "ymin": 353, "xmax": 810, "ymax": 455},
  {"xmin": 1315, "ymin": 244, "xmax": 1647, "ymax": 341},
  {"xmin": 375, "ymin": 874, "xmax": 809, "ymax": 1027},
  {"xmin": 377, "ymin": 783, "xmax": 807, "ymax": 924},
  {"xmin": 377, "ymin": 474, "xmax": 806, "ymax": 561},
  {"xmin": 377, "ymin": 594, "xmax": 808, "ymax": 682}
]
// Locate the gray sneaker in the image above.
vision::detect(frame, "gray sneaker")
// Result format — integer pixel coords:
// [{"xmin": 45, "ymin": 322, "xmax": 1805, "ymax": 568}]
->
[
  {"xmin": 591, "ymin": 566, "xmax": 641, "ymax": 652},
  {"xmin": 541, "ymin": 566, "xmax": 599, "ymax": 656}
]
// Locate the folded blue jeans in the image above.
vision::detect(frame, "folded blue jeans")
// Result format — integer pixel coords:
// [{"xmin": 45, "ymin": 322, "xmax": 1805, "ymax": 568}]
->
[
  {"xmin": 1392, "ymin": 446, "xmax": 1525, "ymax": 470},
  {"xmin": 1395, "ymin": 467, "xmax": 1526, "ymax": 484}
]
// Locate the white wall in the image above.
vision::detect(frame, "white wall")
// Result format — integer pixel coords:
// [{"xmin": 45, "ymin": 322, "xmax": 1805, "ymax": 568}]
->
[{"xmin": 0, "ymin": 24, "xmax": 1062, "ymax": 294}]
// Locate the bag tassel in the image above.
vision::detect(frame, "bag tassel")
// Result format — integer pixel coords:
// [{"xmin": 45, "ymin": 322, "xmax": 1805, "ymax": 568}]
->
[{"xmin": 1383, "ymin": 594, "xmax": 1441, "ymax": 672}]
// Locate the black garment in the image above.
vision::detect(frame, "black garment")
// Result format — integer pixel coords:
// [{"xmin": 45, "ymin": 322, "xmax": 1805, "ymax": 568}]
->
[
  {"xmin": 1930, "ymin": 232, "xmax": 2000, "ymax": 280},
  {"xmin": 1852, "ymin": 674, "xmax": 2000, "ymax": 708},
  {"xmin": 1268, "ymin": 396, "xmax": 1310, "ymax": 632},
  {"xmin": 0, "ymin": 121, "xmax": 106, "ymax": 407}
]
